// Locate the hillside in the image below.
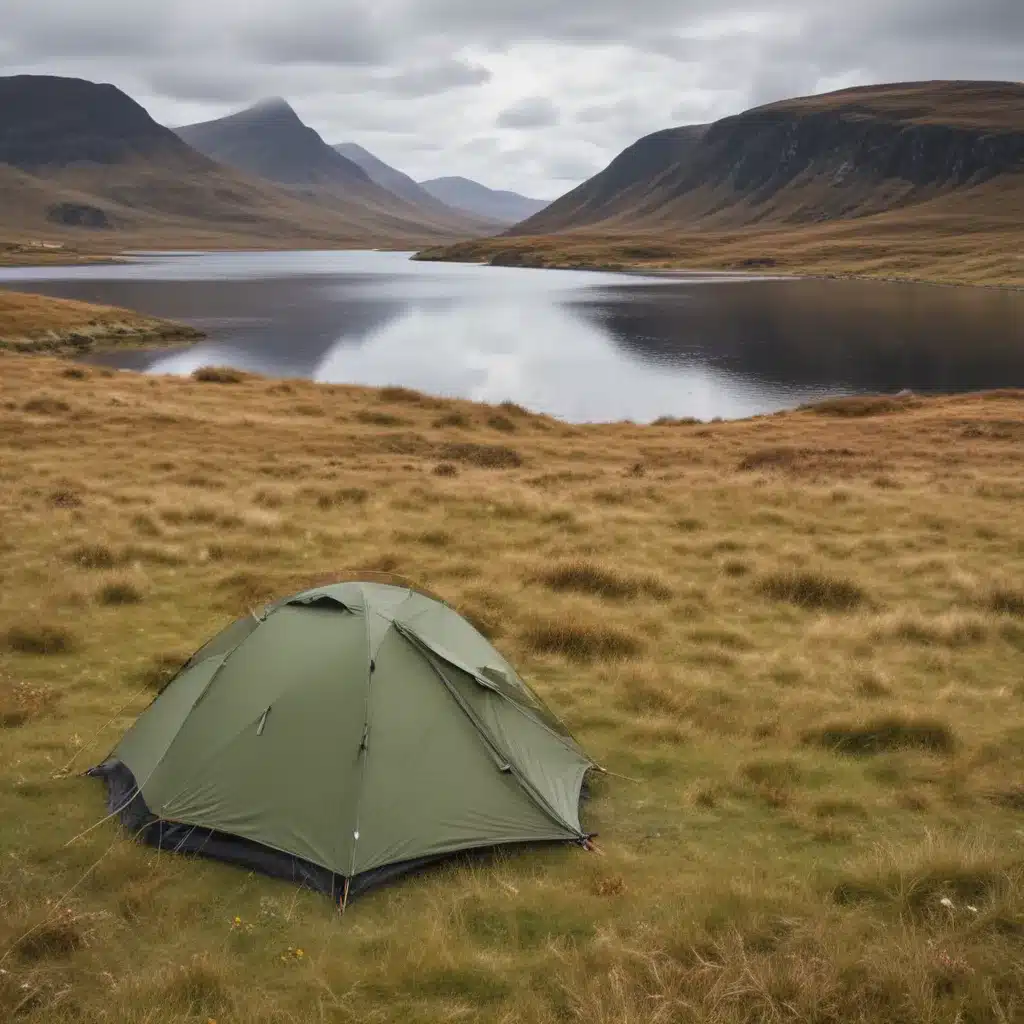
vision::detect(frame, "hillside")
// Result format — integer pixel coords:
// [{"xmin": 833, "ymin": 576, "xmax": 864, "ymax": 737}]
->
[
  {"xmin": 0, "ymin": 77, "xmax": 488, "ymax": 251},
  {"xmin": 420, "ymin": 176, "xmax": 548, "ymax": 224},
  {"xmin": 419, "ymin": 82, "xmax": 1024, "ymax": 286},
  {"xmin": 514, "ymin": 81, "xmax": 1024, "ymax": 234},
  {"xmin": 2, "ymin": 348, "xmax": 1023, "ymax": 1022}
]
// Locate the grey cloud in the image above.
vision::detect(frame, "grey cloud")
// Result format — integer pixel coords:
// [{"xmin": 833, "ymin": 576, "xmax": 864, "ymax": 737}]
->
[
  {"xmin": 1, "ymin": 0, "xmax": 1021, "ymax": 198},
  {"xmin": 145, "ymin": 64, "xmax": 265, "ymax": 104},
  {"xmin": 370, "ymin": 59, "xmax": 491, "ymax": 96},
  {"xmin": 2, "ymin": 1, "xmax": 178, "ymax": 58},
  {"xmin": 497, "ymin": 97, "xmax": 559, "ymax": 128}
]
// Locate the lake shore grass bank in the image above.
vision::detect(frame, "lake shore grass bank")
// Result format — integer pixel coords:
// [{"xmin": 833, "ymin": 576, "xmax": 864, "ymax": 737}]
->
[
  {"xmin": 0, "ymin": 291, "xmax": 203, "ymax": 356},
  {"xmin": 1, "ymin": 352, "xmax": 1022, "ymax": 1022},
  {"xmin": 414, "ymin": 219, "xmax": 1024, "ymax": 290}
]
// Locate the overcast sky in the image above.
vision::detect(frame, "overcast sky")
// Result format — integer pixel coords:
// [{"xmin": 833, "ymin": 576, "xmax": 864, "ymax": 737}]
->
[{"xmin": 2, "ymin": 0, "xmax": 1021, "ymax": 198}]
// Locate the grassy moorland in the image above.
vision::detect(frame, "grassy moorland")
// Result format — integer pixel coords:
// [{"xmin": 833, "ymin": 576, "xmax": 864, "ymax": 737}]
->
[
  {"xmin": 0, "ymin": 352, "xmax": 1022, "ymax": 1023},
  {"xmin": 0, "ymin": 291, "xmax": 203, "ymax": 356}
]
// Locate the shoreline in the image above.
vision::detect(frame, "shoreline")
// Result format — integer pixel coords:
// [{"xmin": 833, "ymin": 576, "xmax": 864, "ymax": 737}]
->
[
  {"xmin": 412, "ymin": 250, "xmax": 1024, "ymax": 292},
  {"xmin": 0, "ymin": 289, "xmax": 204, "ymax": 357},
  {"xmin": 3, "ymin": 241, "xmax": 1020, "ymax": 292}
]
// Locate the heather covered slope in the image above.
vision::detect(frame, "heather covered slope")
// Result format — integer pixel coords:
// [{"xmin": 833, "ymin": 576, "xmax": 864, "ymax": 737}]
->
[{"xmin": 1, "ymin": 349, "xmax": 1022, "ymax": 1022}]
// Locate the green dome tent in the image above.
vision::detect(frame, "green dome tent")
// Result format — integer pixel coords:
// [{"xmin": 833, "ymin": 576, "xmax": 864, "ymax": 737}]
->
[{"xmin": 89, "ymin": 581, "xmax": 596, "ymax": 904}]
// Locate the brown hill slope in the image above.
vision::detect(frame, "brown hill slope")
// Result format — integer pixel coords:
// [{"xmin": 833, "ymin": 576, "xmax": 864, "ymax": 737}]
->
[
  {"xmin": 0, "ymin": 76, "xmax": 484, "ymax": 249},
  {"xmin": 420, "ymin": 82, "xmax": 1024, "ymax": 286}
]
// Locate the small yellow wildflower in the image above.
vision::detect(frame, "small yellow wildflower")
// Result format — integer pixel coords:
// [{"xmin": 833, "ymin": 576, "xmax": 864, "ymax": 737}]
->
[
  {"xmin": 234, "ymin": 916, "xmax": 242, "ymax": 925},
  {"xmin": 296, "ymin": 949, "xmax": 304, "ymax": 958}
]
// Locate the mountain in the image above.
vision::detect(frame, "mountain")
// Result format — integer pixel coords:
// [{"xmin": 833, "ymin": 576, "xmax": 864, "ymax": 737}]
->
[
  {"xmin": 334, "ymin": 143, "xmax": 442, "ymax": 208},
  {"xmin": 418, "ymin": 177, "xmax": 548, "ymax": 225},
  {"xmin": 175, "ymin": 100, "xmax": 495, "ymax": 240},
  {"xmin": 0, "ymin": 77, "xmax": 492, "ymax": 249},
  {"xmin": 178, "ymin": 99, "xmax": 376, "ymax": 189},
  {"xmin": 511, "ymin": 81, "xmax": 1024, "ymax": 235}
]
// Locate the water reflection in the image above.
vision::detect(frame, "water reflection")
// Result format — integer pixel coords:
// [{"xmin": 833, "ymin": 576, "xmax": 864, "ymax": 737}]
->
[{"xmin": 0, "ymin": 250, "xmax": 1020, "ymax": 422}]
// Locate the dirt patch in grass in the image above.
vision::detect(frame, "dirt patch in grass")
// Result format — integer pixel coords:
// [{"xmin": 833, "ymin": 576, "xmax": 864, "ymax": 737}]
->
[
  {"xmin": 806, "ymin": 716, "xmax": 956, "ymax": 756},
  {"xmin": 440, "ymin": 442, "xmax": 523, "ymax": 469},
  {"xmin": 758, "ymin": 570, "xmax": 866, "ymax": 611},
  {"xmin": 535, "ymin": 560, "xmax": 672, "ymax": 601}
]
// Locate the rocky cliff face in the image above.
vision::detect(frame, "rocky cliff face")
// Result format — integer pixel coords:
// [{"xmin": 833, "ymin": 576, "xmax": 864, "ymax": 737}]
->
[{"xmin": 512, "ymin": 81, "xmax": 1024, "ymax": 235}]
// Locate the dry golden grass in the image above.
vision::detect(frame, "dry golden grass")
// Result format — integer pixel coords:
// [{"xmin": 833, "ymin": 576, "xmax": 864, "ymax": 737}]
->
[
  {"xmin": 0, "ymin": 290, "xmax": 203, "ymax": 354},
  {"xmin": 1, "ymin": 351, "xmax": 1023, "ymax": 1022}
]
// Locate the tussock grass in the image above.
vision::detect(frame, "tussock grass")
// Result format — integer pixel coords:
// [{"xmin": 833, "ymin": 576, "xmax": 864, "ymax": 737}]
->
[
  {"xmin": 0, "ymin": 678, "xmax": 57, "ymax": 727},
  {"xmin": 806, "ymin": 716, "xmax": 957, "ymax": 756},
  {"xmin": 22, "ymin": 393, "xmax": 71, "ymax": 415},
  {"xmin": 433, "ymin": 410, "xmax": 471, "ymax": 428},
  {"xmin": 440, "ymin": 441, "xmax": 523, "ymax": 468},
  {"xmin": 68, "ymin": 542, "xmax": 120, "ymax": 569},
  {"xmin": 521, "ymin": 614, "xmax": 641, "ymax": 662},
  {"xmin": 535, "ymin": 560, "xmax": 671, "ymax": 601},
  {"xmin": 134, "ymin": 651, "xmax": 189, "ymax": 692},
  {"xmin": 0, "ymin": 353, "xmax": 1022, "ymax": 1023},
  {"xmin": 191, "ymin": 366, "xmax": 246, "ymax": 383},
  {"xmin": 47, "ymin": 486, "xmax": 82, "ymax": 508},
  {"xmin": 987, "ymin": 586, "xmax": 1024, "ymax": 617},
  {"xmin": 758, "ymin": 569, "xmax": 866, "ymax": 610},
  {"xmin": 355, "ymin": 409, "xmax": 408, "ymax": 427},
  {"xmin": 95, "ymin": 573, "xmax": 146, "ymax": 606},
  {"xmin": 805, "ymin": 394, "xmax": 918, "ymax": 417},
  {"xmin": 5, "ymin": 621, "xmax": 78, "ymax": 655},
  {"xmin": 871, "ymin": 611, "xmax": 990, "ymax": 647}
]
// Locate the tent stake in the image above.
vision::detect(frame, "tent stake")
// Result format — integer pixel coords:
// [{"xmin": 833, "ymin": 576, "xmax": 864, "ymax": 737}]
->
[{"xmin": 340, "ymin": 877, "xmax": 351, "ymax": 913}]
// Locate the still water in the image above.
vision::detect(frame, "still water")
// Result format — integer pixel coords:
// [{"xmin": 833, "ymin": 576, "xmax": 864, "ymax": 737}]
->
[{"xmin": 2, "ymin": 249, "xmax": 1022, "ymax": 422}]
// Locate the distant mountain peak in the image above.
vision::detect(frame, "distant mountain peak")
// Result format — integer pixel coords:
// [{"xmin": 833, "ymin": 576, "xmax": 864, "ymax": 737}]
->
[
  {"xmin": 248, "ymin": 96, "xmax": 295, "ymax": 115},
  {"xmin": 418, "ymin": 176, "xmax": 547, "ymax": 225}
]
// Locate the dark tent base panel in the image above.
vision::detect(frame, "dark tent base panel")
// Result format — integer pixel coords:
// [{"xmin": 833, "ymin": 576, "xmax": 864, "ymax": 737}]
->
[{"xmin": 88, "ymin": 760, "xmax": 593, "ymax": 905}]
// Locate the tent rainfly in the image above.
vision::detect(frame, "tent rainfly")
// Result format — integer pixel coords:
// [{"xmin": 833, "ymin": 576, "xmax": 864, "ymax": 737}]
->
[{"xmin": 89, "ymin": 581, "xmax": 597, "ymax": 904}]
